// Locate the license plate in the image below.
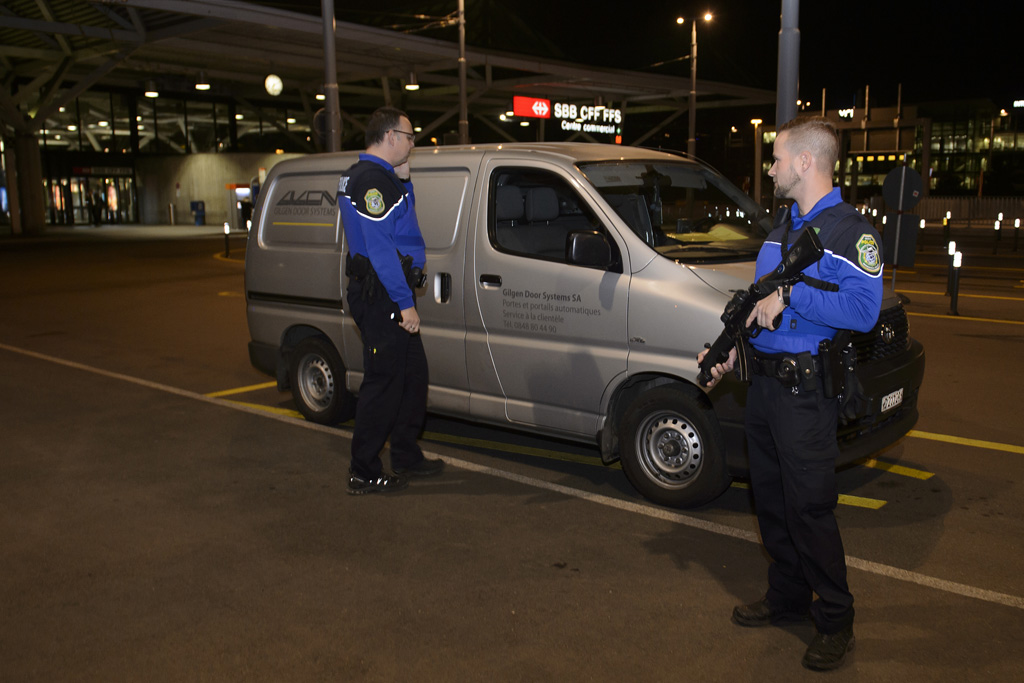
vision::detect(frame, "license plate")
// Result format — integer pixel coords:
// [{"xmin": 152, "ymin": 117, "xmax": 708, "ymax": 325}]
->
[{"xmin": 881, "ymin": 388, "xmax": 904, "ymax": 413}]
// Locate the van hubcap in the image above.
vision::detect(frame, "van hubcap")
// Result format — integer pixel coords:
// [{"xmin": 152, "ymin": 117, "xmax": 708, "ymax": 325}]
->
[
  {"xmin": 637, "ymin": 413, "xmax": 702, "ymax": 487},
  {"xmin": 298, "ymin": 355, "xmax": 334, "ymax": 409}
]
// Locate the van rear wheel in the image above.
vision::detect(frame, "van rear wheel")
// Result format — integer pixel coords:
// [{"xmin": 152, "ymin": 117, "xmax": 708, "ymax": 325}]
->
[
  {"xmin": 289, "ymin": 336, "xmax": 355, "ymax": 425},
  {"xmin": 620, "ymin": 385, "xmax": 729, "ymax": 508}
]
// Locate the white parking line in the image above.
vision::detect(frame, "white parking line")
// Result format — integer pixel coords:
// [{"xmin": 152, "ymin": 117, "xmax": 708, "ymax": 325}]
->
[{"xmin": 3, "ymin": 341, "xmax": 1022, "ymax": 611}]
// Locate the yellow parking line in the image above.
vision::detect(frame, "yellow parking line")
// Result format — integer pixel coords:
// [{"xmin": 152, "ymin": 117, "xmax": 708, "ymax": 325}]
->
[
  {"xmin": 857, "ymin": 458, "xmax": 934, "ymax": 480},
  {"xmin": 908, "ymin": 429, "xmax": 1024, "ymax": 455},
  {"xmin": 730, "ymin": 482, "xmax": 886, "ymax": 509},
  {"xmin": 897, "ymin": 289, "xmax": 1024, "ymax": 302},
  {"xmin": 908, "ymin": 312, "xmax": 1024, "ymax": 325},
  {"xmin": 223, "ymin": 399, "xmax": 303, "ymax": 418},
  {"xmin": 211, "ymin": 399, "xmax": 900, "ymax": 508},
  {"xmin": 205, "ymin": 381, "xmax": 278, "ymax": 398}
]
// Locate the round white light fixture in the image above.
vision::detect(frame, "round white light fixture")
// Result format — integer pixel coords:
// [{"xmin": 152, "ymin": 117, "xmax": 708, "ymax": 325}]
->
[{"xmin": 265, "ymin": 74, "xmax": 283, "ymax": 96}]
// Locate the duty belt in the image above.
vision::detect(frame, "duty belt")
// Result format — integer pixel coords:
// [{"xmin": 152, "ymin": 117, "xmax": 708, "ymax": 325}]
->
[{"xmin": 752, "ymin": 351, "xmax": 822, "ymax": 390}]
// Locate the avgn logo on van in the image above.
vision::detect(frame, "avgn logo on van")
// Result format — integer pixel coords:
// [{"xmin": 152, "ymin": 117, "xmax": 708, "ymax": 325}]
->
[{"xmin": 275, "ymin": 190, "xmax": 335, "ymax": 207}]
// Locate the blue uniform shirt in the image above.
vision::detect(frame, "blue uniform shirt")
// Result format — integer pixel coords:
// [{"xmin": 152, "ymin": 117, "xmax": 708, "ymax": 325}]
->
[
  {"xmin": 751, "ymin": 187, "xmax": 884, "ymax": 355},
  {"xmin": 336, "ymin": 153, "xmax": 426, "ymax": 310}
]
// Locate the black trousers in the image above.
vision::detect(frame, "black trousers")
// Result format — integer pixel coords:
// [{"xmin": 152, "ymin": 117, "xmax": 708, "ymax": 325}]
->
[
  {"xmin": 346, "ymin": 283, "xmax": 428, "ymax": 479},
  {"xmin": 745, "ymin": 374, "xmax": 854, "ymax": 634}
]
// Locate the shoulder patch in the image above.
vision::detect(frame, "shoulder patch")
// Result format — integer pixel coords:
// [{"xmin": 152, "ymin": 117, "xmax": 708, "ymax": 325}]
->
[
  {"xmin": 364, "ymin": 188, "xmax": 385, "ymax": 215},
  {"xmin": 856, "ymin": 233, "xmax": 882, "ymax": 274}
]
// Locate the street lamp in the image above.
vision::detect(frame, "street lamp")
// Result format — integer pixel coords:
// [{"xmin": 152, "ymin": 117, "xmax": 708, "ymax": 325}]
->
[
  {"xmin": 751, "ymin": 118, "xmax": 763, "ymax": 204},
  {"xmin": 677, "ymin": 12, "xmax": 713, "ymax": 159}
]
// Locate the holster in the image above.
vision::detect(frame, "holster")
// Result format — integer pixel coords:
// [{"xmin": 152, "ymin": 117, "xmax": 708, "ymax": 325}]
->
[
  {"xmin": 345, "ymin": 253, "xmax": 384, "ymax": 301},
  {"xmin": 819, "ymin": 330, "xmax": 853, "ymax": 400},
  {"xmin": 399, "ymin": 253, "xmax": 427, "ymax": 289}
]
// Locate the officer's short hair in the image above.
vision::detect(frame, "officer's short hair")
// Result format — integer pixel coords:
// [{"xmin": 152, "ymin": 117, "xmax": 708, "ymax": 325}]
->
[
  {"xmin": 778, "ymin": 116, "xmax": 839, "ymax": 175},
  {"xmin": 365, "ymin": 106, "xmax": 409, "ymax": 148}
]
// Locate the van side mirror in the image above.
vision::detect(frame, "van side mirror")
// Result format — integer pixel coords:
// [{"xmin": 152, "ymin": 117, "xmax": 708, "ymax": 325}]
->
[{"xmin": 566, "ymin": 230, "xmax": 613, "ymax": 268}]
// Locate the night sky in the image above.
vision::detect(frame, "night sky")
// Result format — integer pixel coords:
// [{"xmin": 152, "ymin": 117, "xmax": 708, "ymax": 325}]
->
[{"xmin": 274, "ymin": 0, "xmax": 1017, "ymax": 108}]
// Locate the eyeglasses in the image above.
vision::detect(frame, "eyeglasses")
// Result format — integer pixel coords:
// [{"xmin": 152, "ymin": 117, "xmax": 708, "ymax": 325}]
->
[{"xmin": 390, "ymin": 129, "xmax": 416, "ymax": 141}]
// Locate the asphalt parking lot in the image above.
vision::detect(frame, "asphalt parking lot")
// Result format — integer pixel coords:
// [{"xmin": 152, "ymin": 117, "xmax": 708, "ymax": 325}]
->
[{"xmin": 1, "ymin": 226, "xmax": 1022, "ymax": 681}]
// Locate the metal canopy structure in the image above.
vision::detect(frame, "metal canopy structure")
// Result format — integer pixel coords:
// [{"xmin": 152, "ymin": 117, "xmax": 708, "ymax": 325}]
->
[{"xmin": 1, "ymin": 0, "xmax": 776, "ymax": 147}]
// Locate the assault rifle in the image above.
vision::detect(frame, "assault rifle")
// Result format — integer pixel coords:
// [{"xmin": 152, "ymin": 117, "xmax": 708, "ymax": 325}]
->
[{"xmin": 696, "ymin": 227, "xmax": 826, "ymax": 387}]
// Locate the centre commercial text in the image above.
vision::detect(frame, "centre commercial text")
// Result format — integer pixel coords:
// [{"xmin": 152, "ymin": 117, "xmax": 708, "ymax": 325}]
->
[{"xmin": 513, "ymin": 96, "xmax": 623, "ymax": 135}]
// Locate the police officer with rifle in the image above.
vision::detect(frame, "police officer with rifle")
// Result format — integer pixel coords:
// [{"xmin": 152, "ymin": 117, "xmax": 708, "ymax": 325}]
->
[
  {"xmin": 698, "ymin": 117, "xmax": 883, "ymax": 671},
  {"xmin": 336, "ymin": 107, "xmax": 443, "ymax": 495}
]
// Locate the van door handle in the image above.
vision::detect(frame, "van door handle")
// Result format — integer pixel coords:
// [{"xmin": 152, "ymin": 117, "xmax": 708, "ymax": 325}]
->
[
  {"xmin": 434, "ymin": 272, "xmax": 452, "ymax": 303},
  {"xmin": 479, "ymin": 274, "xmax": 502, "ymax": 288}
]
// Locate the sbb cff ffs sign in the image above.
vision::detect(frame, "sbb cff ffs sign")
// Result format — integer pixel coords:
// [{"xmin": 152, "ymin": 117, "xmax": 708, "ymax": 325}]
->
[{"xmin": 513, "ymin": 96, "xmax": 551, "ymax": 119}]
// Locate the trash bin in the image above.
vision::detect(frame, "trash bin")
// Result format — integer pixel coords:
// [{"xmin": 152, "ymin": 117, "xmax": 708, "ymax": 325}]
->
[{"xmin": 190, "ymin": 200, "xmax": 206, "ymax": 226}]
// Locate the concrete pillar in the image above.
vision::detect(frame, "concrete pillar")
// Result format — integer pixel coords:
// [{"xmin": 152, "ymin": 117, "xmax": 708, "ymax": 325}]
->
[{"xmin": 10, "ymin": 132, "xmax": 46, "ymax": 235}]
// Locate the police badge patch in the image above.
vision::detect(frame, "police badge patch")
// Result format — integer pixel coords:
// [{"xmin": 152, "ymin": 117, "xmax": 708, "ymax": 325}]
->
[
  {"xmin": 856, "ymin": 234, "xmax": 882, "ymax": 274},
  {"xmin": 364, "ymin": 188, "xmax": 385, "ymax": 215}
]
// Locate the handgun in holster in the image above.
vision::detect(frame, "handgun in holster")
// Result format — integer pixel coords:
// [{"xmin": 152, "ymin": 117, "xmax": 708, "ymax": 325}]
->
[{"xmin": 399, "ymin": 252, "xmax": 427, "ymax": 289}]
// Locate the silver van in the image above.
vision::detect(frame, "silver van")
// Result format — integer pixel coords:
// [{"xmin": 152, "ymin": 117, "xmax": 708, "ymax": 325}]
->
[{"xmin": 245, "ymin": 143, "xmax": 925, "ymax": 507}]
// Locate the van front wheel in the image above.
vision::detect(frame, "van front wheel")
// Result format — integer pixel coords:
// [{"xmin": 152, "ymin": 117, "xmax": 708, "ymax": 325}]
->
[
  {"xmin": 289, "ymin": 336, "xmax": 356, "ymax": 425},
  {"xmin": 620, "ymin": 385, "xmax": 729, "ymax": 508}
]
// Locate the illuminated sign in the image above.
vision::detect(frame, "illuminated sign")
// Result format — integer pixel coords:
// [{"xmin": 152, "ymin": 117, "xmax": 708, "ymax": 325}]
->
[
  {"xmin": 513, "ymin": 96, "xmax": 551, "ymax": 118},
  {"xmin": 838, "ymin": 108, "xmax": 856, "ymax": 119},
  {"xmin": 1014, "ymin": 100, "xmax": 1024, "ymax": 108},
  {"xmin": 513, "ymin": 96, "xmax": 625, "ymax": 137}
]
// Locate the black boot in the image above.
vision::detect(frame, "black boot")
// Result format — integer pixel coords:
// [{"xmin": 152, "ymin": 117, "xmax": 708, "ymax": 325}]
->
[{"xmin": 802, "ymin": 625, "xmax": 855, "ymax": 671}]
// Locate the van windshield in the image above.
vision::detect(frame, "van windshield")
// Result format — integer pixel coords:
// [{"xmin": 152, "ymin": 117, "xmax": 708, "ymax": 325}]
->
[{"xmin": 577, "ymin": 160, "xmax": 771, "ymax": 263}]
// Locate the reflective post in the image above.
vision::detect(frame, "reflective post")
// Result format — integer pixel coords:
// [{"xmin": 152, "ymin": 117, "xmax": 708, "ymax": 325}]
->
[
  {"xmin": 224, "ymin": 222, "xmax": 231, "ymax": 258},
  {"xmin": 993, "ymin": 220, "xmax": 1001, "ymax": 255},
  {"xmin": 943, "ymin": 210, "xmax": 951, "ymax": 248},
  {"xmin": 919, "ymin": 217, "xmax": 926, "ymax": 252},
  {"xmin": 949, "ymin": 251, "xmax": 963, "ymax": 316},
  {"xmin": 1015, "ymin": 218, "xmax": 1020, "ymax": 252},
  {"xmin": 946, "ymin": 240, "xmax": 956, "ymax": 295}
]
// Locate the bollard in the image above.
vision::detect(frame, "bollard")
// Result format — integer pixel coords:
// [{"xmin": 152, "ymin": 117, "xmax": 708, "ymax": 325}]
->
[
  {"xmin": 223, "ymin": 222, "xmax": 231, "ymax": 258},
  {"xmin": 1015, "ymin": 218, "xmax": 1020, "ymax": 252},
  {"xmin": 949, "ymin": 251, "xmax": 962, "ymax": 316},
  {"xmin": 993, "ymin": 220, "xmax": 1001, "ymax": 255},
  {"xmin": 945, "ymin": 240, "xmax": 956, "ymax": 296},
  {"xmin": 919, "ymin": 218, "xmax": 926, "ymax": 252}
]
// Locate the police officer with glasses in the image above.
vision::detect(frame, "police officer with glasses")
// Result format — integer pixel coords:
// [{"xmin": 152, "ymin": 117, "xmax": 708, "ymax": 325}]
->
[{"xmin": 336, "ymin": 106, "xmax": 443, "ymax": 495}]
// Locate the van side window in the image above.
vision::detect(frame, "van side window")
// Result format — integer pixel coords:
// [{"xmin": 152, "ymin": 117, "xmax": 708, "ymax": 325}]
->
[{"xmin": 489, "ymin": 168, "xmax": 620, "ymax": 270}]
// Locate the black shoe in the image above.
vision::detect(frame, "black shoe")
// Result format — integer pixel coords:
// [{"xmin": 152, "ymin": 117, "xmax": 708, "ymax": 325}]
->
[
  {"xmin": 392, "ymin": 457, "xmax": 445, "ymax": 477},
  {"xmin": 347, "ymin": 472, "xmax": 408, "ymax": 495},
  {"xmin": 732, "ymin": 598, "xmax": 809, "ymax": 628},
  {"xmin": 802, "ymin": 626, "xmax": 855, "ymax": 671}
]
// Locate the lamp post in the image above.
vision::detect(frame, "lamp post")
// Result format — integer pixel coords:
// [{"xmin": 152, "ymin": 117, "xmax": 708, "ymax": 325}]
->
[
  {"xmin": 751, "ymin": 118, "xmax": 763, "ymax": 204},
  {"xmin": 677, "ymin": 13, "xmax": 712, "ymax": 159}
]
